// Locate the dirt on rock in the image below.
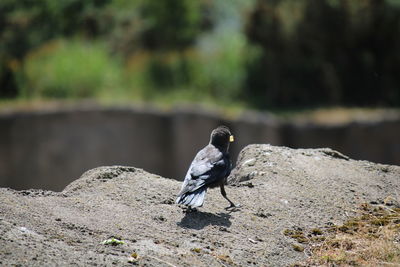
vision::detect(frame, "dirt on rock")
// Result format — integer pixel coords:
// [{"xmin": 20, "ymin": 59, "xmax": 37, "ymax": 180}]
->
[{"xmin": 1, "ymin": 144, "xmax": 399, "ymax": 266}]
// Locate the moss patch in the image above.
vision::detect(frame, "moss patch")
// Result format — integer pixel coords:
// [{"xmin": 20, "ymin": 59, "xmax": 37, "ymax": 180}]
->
[{"xmin": 293, "ymin": 203, "xmax": 400, "ymax": 266}]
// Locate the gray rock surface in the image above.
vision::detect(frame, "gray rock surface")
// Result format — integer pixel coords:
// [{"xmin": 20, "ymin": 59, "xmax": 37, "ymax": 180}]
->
[{"xmin": 1, "ymin": 145, "xmax": 399, "ymax": 266}]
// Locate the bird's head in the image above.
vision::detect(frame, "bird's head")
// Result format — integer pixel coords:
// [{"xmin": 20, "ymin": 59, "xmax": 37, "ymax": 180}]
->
[{"xmin": 210, "ymin": 125, "xmax": 234, "ymax": 152}]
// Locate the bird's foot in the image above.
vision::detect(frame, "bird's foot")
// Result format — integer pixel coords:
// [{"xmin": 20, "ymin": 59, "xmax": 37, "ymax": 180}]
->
[
  {"xmin": 225, "ymin": 203, "xmax": 241, "ymax": 211},
  {"xmin": 183, "ymin": 206, "xmax": 198, "ymax": 213}
]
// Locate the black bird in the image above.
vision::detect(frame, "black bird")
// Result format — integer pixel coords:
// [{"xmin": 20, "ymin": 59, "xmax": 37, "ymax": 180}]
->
[{"xmin": 176, "ymin": 125, "xmax": 238, "ymax": 210}]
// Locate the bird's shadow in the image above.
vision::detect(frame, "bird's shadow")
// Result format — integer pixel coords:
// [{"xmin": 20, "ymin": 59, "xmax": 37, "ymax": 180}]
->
[{"xmin": 177, "ymin": 210, "xmax": 232, "ymax": 230}]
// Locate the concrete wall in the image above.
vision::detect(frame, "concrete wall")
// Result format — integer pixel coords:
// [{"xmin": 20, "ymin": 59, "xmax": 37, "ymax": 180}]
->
[
  {"xmin": 0, "ymin": 105, "xmax": 399, "ymax": 191},
  {"xmin": 282, "ymin": 119, "xmax": 400, "ymax": 166}
]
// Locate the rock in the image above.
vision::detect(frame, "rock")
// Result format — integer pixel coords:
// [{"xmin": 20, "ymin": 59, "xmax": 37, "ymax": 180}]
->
[{"xmin": 1, "ymin": 145, "xmax": 399, "ymax": 266}]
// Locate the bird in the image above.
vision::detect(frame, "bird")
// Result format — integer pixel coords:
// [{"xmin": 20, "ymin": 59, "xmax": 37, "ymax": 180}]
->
[{"xmin": 176, "ymin": 125, "xmax": 239, "ymax": 210}]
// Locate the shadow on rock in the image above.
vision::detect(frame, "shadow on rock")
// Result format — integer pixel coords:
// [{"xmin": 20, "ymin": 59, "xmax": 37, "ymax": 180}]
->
[{"xmin": 177, "ymin": 211, "xmax": 232, "ymax": 230}]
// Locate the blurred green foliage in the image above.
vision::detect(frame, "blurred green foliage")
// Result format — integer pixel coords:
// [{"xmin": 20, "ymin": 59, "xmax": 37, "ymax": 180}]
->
[
  {"xmin": 1, "ymin": 0, "xmax": 400, "ymax": 108},
  {"xmin": 20, "ymin": 40, "xmax": 124, "ymax": 99},
  {"xmin": 140, "ymin": 0, "xmax": 203, "ymax": 50},
  {"xmin": 246, "ymin": 0, "xmax": 400, "ymax": 108},
  {"xmin": 0, "ymin": 0, "xmax": 111, "ymax": 97}
]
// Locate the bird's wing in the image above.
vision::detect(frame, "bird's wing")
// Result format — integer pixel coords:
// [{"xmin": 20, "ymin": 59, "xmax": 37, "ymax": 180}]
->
[{"xmin": 178, "ymin": 145, "xmax": 230, "ymax": 195}]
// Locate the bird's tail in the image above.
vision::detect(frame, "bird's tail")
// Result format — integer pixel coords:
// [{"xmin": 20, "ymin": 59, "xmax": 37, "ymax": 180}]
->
[{"xmin": 176, "ymin": 187, "xmax": 207, "ymax": 208}]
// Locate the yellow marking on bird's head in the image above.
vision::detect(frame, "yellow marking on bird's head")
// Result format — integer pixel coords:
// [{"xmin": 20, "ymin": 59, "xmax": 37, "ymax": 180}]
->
[{"xmin": 229, "ymin": 135, "xmax": 234, "ymax": 142}]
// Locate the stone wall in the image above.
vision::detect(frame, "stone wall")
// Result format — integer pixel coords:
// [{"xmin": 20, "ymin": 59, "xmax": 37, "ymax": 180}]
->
[{"xmin": 0, "ymin": 104, "xmax": 398, "ymax": 191}]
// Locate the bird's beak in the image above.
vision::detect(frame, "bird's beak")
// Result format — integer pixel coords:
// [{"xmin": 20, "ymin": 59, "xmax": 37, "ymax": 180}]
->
[{"xmin": 229, "ymin": 135, "xmax": 234, "ymax": 142}]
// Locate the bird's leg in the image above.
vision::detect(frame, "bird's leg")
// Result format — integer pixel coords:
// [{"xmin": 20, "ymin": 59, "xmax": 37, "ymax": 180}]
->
[
  {"xmin": 220, "ymin": 183, "xmax": 240, "ymax": 210},
  {"xmin": 183, "ymin": 206, "xmax": 198, "ymax": 213}
]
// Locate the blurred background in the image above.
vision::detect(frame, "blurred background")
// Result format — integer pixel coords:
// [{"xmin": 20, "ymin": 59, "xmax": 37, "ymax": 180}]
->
[{"xmin": 0, "ymin": 0, "xmax": 399, "ymax": 191}]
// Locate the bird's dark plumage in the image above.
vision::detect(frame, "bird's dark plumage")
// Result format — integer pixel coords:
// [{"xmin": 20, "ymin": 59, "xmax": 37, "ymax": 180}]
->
[{"xmin": 176, "ymin": 126, "xmax": 238, "ymax": 209}]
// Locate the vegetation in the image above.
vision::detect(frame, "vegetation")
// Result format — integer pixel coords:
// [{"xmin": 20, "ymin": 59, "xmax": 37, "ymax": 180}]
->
[
  {"xmin": 246, "ymin": 0, "xmax": 400, "ymax": 108},
  {"xmin": 1, "ymin": 0, "xmax": 400, "ymax": 109},
  {"xmin": 289, "ymin": 203, "xmax": 400, "ymax": 266},
  {"xmin": 20, "ymin": 39, "xmax": 124, "ymax": 99}
]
